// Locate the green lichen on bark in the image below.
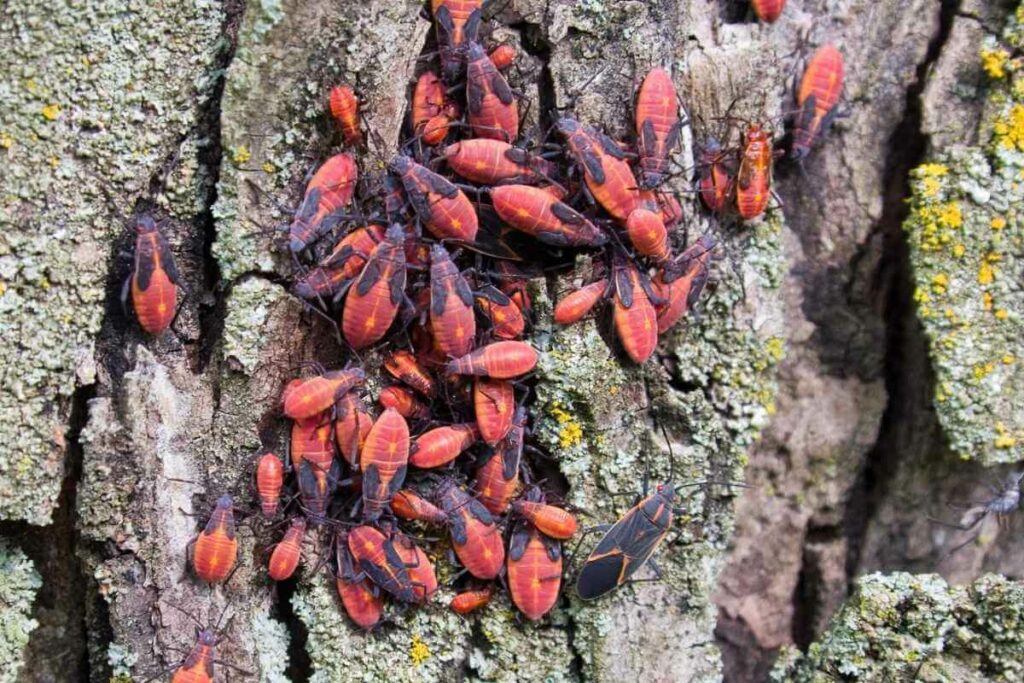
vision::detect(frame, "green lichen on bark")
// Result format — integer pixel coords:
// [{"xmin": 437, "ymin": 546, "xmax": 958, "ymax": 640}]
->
[
  {"xmin": 904, "ymin": 8, "xmax": 1024, "ymax": 464},
  {"xmin": 222, "ymin": 276, "xmax": 293, "ymax": 375},
  {"xmin": 0, "ymin": 0, "xmax": 222, "ymax": 523},
  {"xmin": 773, "ymin": 573, "xmax": 1024, "ymax": 682},
  {"xmin": 0, "ymin": 541, "xmax": 41, "ymax": 682}
]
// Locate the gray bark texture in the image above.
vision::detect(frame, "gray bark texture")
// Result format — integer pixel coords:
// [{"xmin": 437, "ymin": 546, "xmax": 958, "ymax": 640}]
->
[{"xmin": 0, "ymin": 0, "xmax": 1022, "ymax": 682}]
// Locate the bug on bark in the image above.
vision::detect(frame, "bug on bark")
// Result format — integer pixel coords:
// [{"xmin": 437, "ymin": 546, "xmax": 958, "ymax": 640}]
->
[{"xmin": 125, "ymin": 215, "xmax": 181, "ymax": 336}]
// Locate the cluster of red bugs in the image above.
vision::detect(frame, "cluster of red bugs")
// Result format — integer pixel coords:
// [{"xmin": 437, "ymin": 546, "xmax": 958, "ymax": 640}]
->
[{"xmin": 117, "ymin": 1, "xmax": 844, "ymax": 675}]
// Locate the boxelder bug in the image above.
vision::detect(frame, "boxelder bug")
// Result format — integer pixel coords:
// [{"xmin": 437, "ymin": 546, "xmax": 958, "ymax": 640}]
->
[
  {"xmin": 384, "ymin": 349, "xmax": 437, "ymax": 398},
  {"xmin": 446, "ymin": 340, "xmax": 538, "ymax": 379},
  {"xmin": 391, "ymin": 156, "xmax": 479, "ymax": 242},
  {"xmin": 736, "ymin": 123, "xmax": 773, "ymax": 220},
  {"xmin": 791, "ymin": 45, "xmax": 844, "ymax": 161},
  {"xmin": 473, "ymin": 377, "xmax": 516, "ymax": 445},
  {"xmin": 450, "ymin": 586, "xmax": 493, "ymax": 614},
  {"xmin": 378, "ymin": 385, "xmax": 431, "ymax": 420},
  {"xmin": 507, "ymin": 519, "xmax": 562, "ymax": 620},
  {"xmin": 255, "ymin": 452, "xmax": 285, "ymax": 518},
  {"xmin": 554, "ymin": 279, "xmax": 608, "ymax": 326},
  {"xmin": 329, "ymin": 85, "xmax": 362, "ymax": 146},
  {"xmin": 490, "ymin": 185, "xmax": 608, "ymax": 248},
  {"xmin": 465, "ymin": 41, "xmax": 519, "ymax": 142},
  {"xmin": 126, "ymin": 215, "xmax": 181, "ymax": 336},
  {"xmin": 268, "ymin": 517, "xmax": 306, "ymax": 581},
  {"xmin": 191, "ymin": 495, "xmax": 238, "ymax": 584},
  {"xmin": 409, "ymin": 423, "xmax": 480, "ymax": 469},
  {"xmin": 335, "ymin": 530, "xmax": 385, "ymax": 630},
  {"xmin": 437, "ymin": 480, "xmax": 505, "ymax": 579},
  {"xmin": 433, "ymin": 0, "xmax": 483, "ymax": 83},
  {"xmin": 281, "ymin": 368, "xmax": 366, "ymax": 420},
  {"xmin": 341, "ymin": 223, "xmax": 408, "ymax": 350},
  {"xmin": 634, "ymin": 67, "xmax": 683, "ymax": 190},
  {"xmin": 288, "ymin": 153, "xmax": 358, "ymax": 254},
  {"xmin": 360, "ymin": 407, "xmax": 410, "ymax": 521},
  {"xmin": 429, "ymin": 244, "xmax": 477, "ymax": 357}
]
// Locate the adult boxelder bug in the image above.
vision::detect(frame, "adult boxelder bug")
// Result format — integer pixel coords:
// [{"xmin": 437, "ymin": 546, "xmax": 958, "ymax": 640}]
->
[
  {"xmin": 268, "ymin": 517, "xmax": 306, "ymax": 581},
  {"xmin": 512, "ymin": 487, "xmax": 578, "ymax": 540},
  {"xmin": 335, "ymin": 530, "xmax": 385, "ymax": 629},
  {"xmin": 347, "ymin": 525, "xmax": 420, "ymax": 603},
  {"xmin": 126, "ymin": 215, "xmax": 181, "ymax": 336},
  {"xmin": 282, "ymin": 368, "xmax": 366, "ymax": 420},
  {"xmin": 288, "ymin": 153, "xmax": 358, "ymax": 254},
  {"xmin": 341, "ymin": 223, "xmax": 408, "ymax": 350},
  {"xmin": 491, "ymin": 185, "xmax": 608, "ymax": 248},
  {"xmin": 507, "ymin": 520, "xmax": 562, "ymax": 620},
  {"xmin": 392, "ymin": 489, "xmax": 448, "ymax": 525},
  {"xmin": 557, "ymin": 117, "xmax": 646, "ymax": 223},
  {"xmin": 329, "ymin": 85, "xmax": 362, "ymax": 146},
  {"xmin": 191, "ymin": 495, "xmax": 238, "ymax": 584},
  {"xmin": 791, "ymin": 45, "xmax": 844, "ymax": 161},
  {"xmin": 736, "ymin": 123, "xmax": 773, "ymax": 220},
  {"xmin": 256, "ymin": 452, "xmax": 284, "ymax": 518},
  {"xmin": 437, "ymin": 480, "xmax": 505, "ymax": 579},
  {"xmin": 433, "ymin": 0, "xmax": 483, "ymax": 82},
  {"xmin": 473, "ymin": 377, "xmax": 515, "ymax": 445},
  {"xmin": 334, "ymin": 392, "xmax": 373, "ymax": 467},
  {"xmin": 430, "ymin": 244, "xmax": 477, "ymax": 357},
  {"xmin": 465, "ymin": 41, "xmax": 519, "ymax": 142},
  {"xmin": 360, "ymin": 407, "xmax": 410, "ymax": 521},
  {"xmin": 634, "ymin": 67, "xmax": 683, "ymax": 190},
  {"xmin": 450, "ymin": 586, "xmax": 493, "ymax": 614},
  {"xmin": 378, "ymin": 385, "xmax": 431, "ymax": 420},
  {"xmin": 446, "ymin": 341, "xmax": 538, "ymax": 379},
  {"xmin": 384, "ymin": 349, "xmax": 436, "ymax": 398},
  {"xmin": 611, "ymin": 253, "xmax": 659, "ymax": 363},
  {"xmin": 391, "ymin": 156, "xmax": 479, "ymax": 242},
  {"xmin": 409, "ymin": 423, "xmax": 480, "ymax": 469},
  {"xmin": 553, "ymin": 279, "xmax": 608, "ymax": 325},
  {"xmin": 575, "ymin": 480, "xmax": 692, "ymax": 600}
]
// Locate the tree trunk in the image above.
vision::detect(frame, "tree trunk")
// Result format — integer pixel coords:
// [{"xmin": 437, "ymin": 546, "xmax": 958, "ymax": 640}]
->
[{"xmin": 0, "ymin": 0, "xmax": 1021, "ymax": 682}]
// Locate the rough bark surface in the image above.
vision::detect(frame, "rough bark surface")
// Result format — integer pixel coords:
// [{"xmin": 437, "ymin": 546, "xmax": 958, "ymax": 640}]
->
[{"xmin": 0, "ymin": 0, "xmax": 1022, "ymax": 682}]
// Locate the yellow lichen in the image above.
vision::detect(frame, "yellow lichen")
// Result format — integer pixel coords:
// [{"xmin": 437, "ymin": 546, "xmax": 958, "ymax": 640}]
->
[
  {"xmin": 991, "ymin": 216, "xmax": 1006, "ymax": 230},
  {"xmin": 1002, "ymin": 354, "xmax": 1016, "ymax": 365},
  {"xmin": 409, "ymin": 634, "xmax": 431, "ymax": 666},
  {"xmin": 995, "ymin": 308, "xmax": 1009, "ymax": 320},
  {"xmin": 232, "ymin": 145, "xmax": 251, "ymax": 164},
  {"xmin": 984, "ymin": 291, "xmax": 994, "ymax": 311},
  {"xmin": 913, "ymin": 287, "xmax": 931, "ymax": 304},
  {"xmin": 918, "ymin": 163, "xmax": 949, "ymax": 177},
  {"xmin": 981, "ymin": 47, "xmax": 1011, "ymax": 79},
  {"xmin": 41, "ymin": 103, "xmax": 61, "ymax": 121},
  {"xmin": 0, "ymin": 133, "xmax": 12, "ymax": 150},
  {"xmin": 765, "ymin": 336, "xmax": 785, "ymax": 362},
  {"xmin": 993, "ymin": 103, "xmax": 1024, "ymax": 151},
  {"xmin": 931, "ymin": 273, "xmax": 948, "ymax": 295},
  {"xmin": 978, "ymin": 261, "xmax": 995, "ymax": 285},
  {"xmin": 995, "ymin": 435, "xmax": 1017, "ymax": 448},
  {"xmin": 262, "ymin": 162, "xmax": 275, "ymax": 174},
  {"xmin": 952, "ymin": 243, "xmax": 966, "ymax": 258}
]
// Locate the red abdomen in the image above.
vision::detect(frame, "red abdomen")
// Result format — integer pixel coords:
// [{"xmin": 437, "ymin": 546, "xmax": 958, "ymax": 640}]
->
[
  {"xmin": 410, "ymin": 423, "xmax": 479, "ymax": 468},
  {"xmin": 360, "ymin": 408, "xmax": 410, "ymax": 519},
  {"xmin": 256, "ymin": 452, "xmax": 284, "ymax": 517},
  {"xmin": 132, "ymin": 232, "xmax": 178, "ymax": 335},
  {"xmin": 473, "ymin": 378, "xmax": 515, "ymax": 445},
  {"xmin": 507, "ymin": 527, "xmax": 562, "ymax": 620},
  {"xmin": 635, "ymin": 67, "xmax": 680, "ymax": 189},
  {"xmin": 446, "ymin": 341, "xmax": 538, "ymax": 379},
  {"xmin": 474, "ymin": 450, "xmax": 518, "ymax": 515},
  {"xmin": 554, "ymin": 279, "xmax": 607, "ymax": 325},
  {"xmin": 752, "ymin": 0, "xmax": 785, "ymax": 22},
  {"xmin": 268, "ymin": 519, "xmax": 305, "ymax": 581},
  {"xmin": 491, "ymin": 185, "xmax": 605, "ymax": 247}
]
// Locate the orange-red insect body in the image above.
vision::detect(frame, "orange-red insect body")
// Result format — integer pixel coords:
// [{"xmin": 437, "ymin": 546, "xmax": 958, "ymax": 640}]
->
[
  {"xmin": 438, "ymin": 481, "xmax": 505, "ymax": 579},
  {"xmin": 791, "ymin": 45, "xmax": 844, "ymax": 160},
  {"xmin": 433, "ymin": 0, "xmax": 483, "ymax": 82},
  {"xmin": 507, "ymin": 521, "xmax": 562, "ymax": 620},
  {"xmin": 635, "ymin": 67, "xmax": 682, "ymax": 189},
  {"xmin": 360, "ymin": 407, "xmax": 410, "ymax": 521},
  {"xmin": 475, "ymin": 285, "xmax": 526, "ymax": 340},
  {"xmin": 752, "ymin": 0, "xmax": 785, "ymax": 23},
  {"xmin": 736, "ymin": 124, "xmax": 773, "ymax": 220},
  {"xmin": 473, "ymin": 378, "xmax": 515, "ymax": 445},
  {"xmin": 474, "ymin": 448, "xmax": 519, "ymax": 516},
  {"xmin": 348, "ymin": 525, "xmax": 419, "ymax": 602},
  {"xmin": 290, "ymin": 414, "xmax": 336, "ymax": 474},
  {"xmin": 293, "ymin": 224, "xmax": 385, "ymax": 303},
  {"xmin": 384, "ymin": 349, "xmax": 436, "ymax": 398},
  {"xmin": 329, "ymin": 85, "xmax": 362, "ymax": 146},
  {"xmin": 412, "ymin": 71, "xmax": 458, "ymax": 146},
  {"xmin": 655, "ymin": 234, "xmax": 716, "ymax": 333},
  {"xmin": 289, "ymin": 153, "xmax": 358, "ymax": 253},
  {"xmin": 696, "ymin": 138, "xmax": 735, "ymax": 214},
  {"xmin": 491, "ymin": 185, "xmax": 607, "ymax": 248},
  {"xmin": 391, "ymin": 156, "xmax": 479, "ymax": 242},
  {"xmin": 268, "ymin": 517, "xmax": 306, "ymax": 581},
  {"xmin": 466, "ymin": 41, "xmax": 519, "ymax": 142},
  {"xmin": 612, "ymin": 255, "xmax": 659, "ymax": 363},
  {"xmin": 297, "ymin": 458, "xmax": 340, "ymax": 520},
  {"xmin": 192, "ymin": 495, "xmax": 238, "ymax": 584},
  {"xmin": 625, "ymin": 208, "xmax": 670, "ymax": 261},
  {"xmin": 171, "ymin": 629, "xmax": 217, "ymax": 683},
  {"xmin": 447, "ymin": 341, "xmax": 538, "ymax": 379},
  {"xmin": 282, "ymin": 368, "xmax": 365, "ymax": 420},
  {"xmin": 392, "ymin": 489, "xmax": 448, "ymax": 525},
  {"xmin": 335, "ymin": 533, "xmax": 384, "ymax": 629},
  {"xmin": 334, "ymin": 392, "xmax": 373, "ymax": 467},
  {"xmin": 488, "ymin": 44, "xmax": 516, "ymax": 70},
  {"xmin": 451, "ymin": 586, "xmax": 493, "ymax": 614},
  {"xmin": 557, "ymin": 117, "xmax": 643, "ymax": 222},
  {"xmin": 409, "ymin": 423, "xmax": 480, "ymax": 468},
  {"xmin": 128, "ymin": 216, "xmax": 181, "ymax": 336},
  {"xmin": 378, "ymin": 385, "xmax": 431, "ymax": 420},
  {"xmin": 430, "ymin": 244, "xmax": 477, "ymax": 357},
  {"xmin": 256, "ymin": 452, "xmax": 285, "ymax": 517},
  {"xmin": 442, "ymin": 139, "xmax": 555, "ymax": 186},
  {"xmin": 342, "ymin": 224, "xmax": 408, "ymax": 349},
  {"xmin": 554, "ymin": 279, "xmax": 608, "ymax": 325},
  {"xmin": 393, "ymin": 534, "xmax": 438, "ymax": 603},
  {"xmin": 513, "ymin": 489, "xmax": 577, "ymax": 540}
]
